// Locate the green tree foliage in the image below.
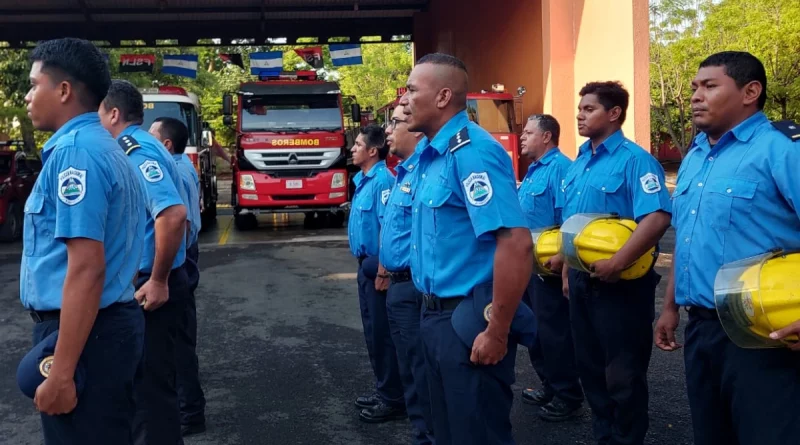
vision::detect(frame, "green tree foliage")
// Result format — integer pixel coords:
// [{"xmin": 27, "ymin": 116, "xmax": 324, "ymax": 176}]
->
[{"xmin": 650, "ymin": 0, "xmax": 800, "ymax": 158}]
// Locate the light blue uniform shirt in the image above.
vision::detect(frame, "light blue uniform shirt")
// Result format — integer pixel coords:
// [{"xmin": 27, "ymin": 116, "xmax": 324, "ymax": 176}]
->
[
  {"xmin": 174, "ymin": 153, "xmax": 201, "ymax": 246},
  {"xmin": 348, "ymin": 160, "xmax": 395, "ymax": 258},
  {"xmin": 20, "ymin": 113, "xmax": 145, "ymax": 311},
  {"xmin": 517, "ymin": 148, "xmax": 572, "ymax": 229},
  {"xmin": 672, "ymin": 112, "xmax": 800, "ymax": 308},
  {"xmin": 561, "ymin": 130, "xmax": 671, "ymax": 223},
  {"xmin": 120, "ymin": 125, "xmax": 187, "ymax": 273},
  {"xmin": 410, "ymin": 110, "xmax": 528, "ymax": 298},
  {"xmin": 379, "ymin": 151, "xmax": 420, "ymax": 272}
]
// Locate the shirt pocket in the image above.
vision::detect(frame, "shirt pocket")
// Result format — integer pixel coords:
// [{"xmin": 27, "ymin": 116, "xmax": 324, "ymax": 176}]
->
[
  {"xmin": 670, "ymin": 180, "xmax": 691, "ymax": 225},
  {"xmin": 521, "ymin": 182, "xmax": 548, "ymax": 214},
  {"xmin": 355, "ymin": 193, "xmax": 375, "ymax": 228},
  {"xmin": 587, "ymin": 173, "xmax": 625, "ymax": 211},
  {"xmin": 390, "ymin": 192, "xmax": 413, "ymax": 234},
  {"xmin": 705, "ymin": 177, "xmax": 758, "ymax": 230},
  {"xmin": 420, "ymin": 185, "xmax": 454, "ymax": 239},
  {"xmin": 23, "ymin": 192, "xmax": 48, "ymax": 257}
]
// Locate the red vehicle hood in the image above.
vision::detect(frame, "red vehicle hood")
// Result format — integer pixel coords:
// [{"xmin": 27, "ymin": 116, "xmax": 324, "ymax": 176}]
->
[{"xmin": 240, "ymin": 132, "xmax": 345, "ymax": 149}]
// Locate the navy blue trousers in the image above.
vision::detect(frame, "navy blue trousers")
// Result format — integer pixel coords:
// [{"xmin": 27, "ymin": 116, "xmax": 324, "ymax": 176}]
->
[
  {"xmin": 386, "ymin": 278, "xmax": 435, "ymax": 445},
  {"xmin": 421, "ymin": 301, "xmax": 518, "ymax": 445},
  {"xmin": 568, "ymin": 269, "xmax": 658, "ymax": 445},
  {"xmin": 35, "ymin": 300, "xmax": 145, "ymax": 445},
  {"xmin": 133, "ymin": 265, "xmax": 189, "ymax": 445},
  {"xmin": 522, "ymin": 277, "xmax": 551, "ymax": 396},
  {"xmin": 357, "ymin": 257, "xmax": 404, "ymax": 405},
  {"xmin": 176, "ymin": 242, "xmax": 205, "ymax": 427},
  {"xmin": 684, "ymin": 310, "xmax": 800, "ymax": 445}
]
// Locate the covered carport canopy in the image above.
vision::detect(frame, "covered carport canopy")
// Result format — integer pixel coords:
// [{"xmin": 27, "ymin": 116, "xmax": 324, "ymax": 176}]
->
[{"xmin": 0, "ymin": 0, "xmax": 427, "ymax": 48}]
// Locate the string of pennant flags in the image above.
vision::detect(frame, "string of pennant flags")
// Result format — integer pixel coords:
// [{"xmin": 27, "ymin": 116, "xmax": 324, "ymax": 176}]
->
[{"xmin": 106, "ymin": 44, "xmax": 363, "ymax": 79}]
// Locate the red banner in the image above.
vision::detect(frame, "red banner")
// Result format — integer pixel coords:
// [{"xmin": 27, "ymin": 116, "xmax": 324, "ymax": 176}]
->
[
  {"xmin": 294, "ymin": 47, "xmax": 324, "ymax": 69},
  {"xmin": 119, "ymin": 54, "xmax": 155, "ymax": 73}
]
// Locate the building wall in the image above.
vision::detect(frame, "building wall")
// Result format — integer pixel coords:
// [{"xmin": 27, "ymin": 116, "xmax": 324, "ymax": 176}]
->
[{"xmin": 414, "ymin": 0, "xmax": 650, "ymax": 158}]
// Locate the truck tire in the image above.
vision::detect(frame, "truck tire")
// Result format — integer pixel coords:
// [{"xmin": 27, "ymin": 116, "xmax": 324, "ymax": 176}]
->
[
  {"xmin": 303, "ymin": 212, "xmax": 320, "ymax": 229},
  {"xmin": 234, "ymin": 213, "xmax": 258, "ymax": 231},
  {"xmin": 0, "ymin": 202, "xmax": 23, "ymax": 242},
  {"xmin": 328, "ymin": 211, "xmax": 345, "ymax": 229},
  {"xmin": 201, "ymin": 203, "xmax": 217, "ymax": 230}
]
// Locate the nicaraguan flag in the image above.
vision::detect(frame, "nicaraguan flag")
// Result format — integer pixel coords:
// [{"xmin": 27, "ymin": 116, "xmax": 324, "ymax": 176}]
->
[
  {"xmin": 329, "ymin": 44, "xmax": 363, "ymax": 66},
  {"xmin": 162, "ymin": 54, "xmax": 198, "ymax": 79},
  {"xmin": 250, "ymin": 51, "xmax": 283, "ymax": 75}
]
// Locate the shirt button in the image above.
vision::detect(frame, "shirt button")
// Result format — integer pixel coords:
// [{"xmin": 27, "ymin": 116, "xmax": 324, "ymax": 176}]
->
[
  {"xmin": 601, "ymin": 187, "xmax": 606, "ymax": 191},
  {"xmin": 577, "ymin": 191, "xmax": 581, "ymax": 195},
  {"xmin": 708, "ymin": 156, "xmax": 714, "ymax": 161},
  {"xmin": 585, "ymin": 168, "xmax": 590, "ymax": 172},
  {"xmin": 685, "ymin": 238, "xmax": 690, "ymax": 243},
  {"xmin": 413, "ymin": 245, "xmax": 416, "ymax": 249},
  {"xmin": 691, "ymin": 209, "xmax": 696, "ymax": 215},
  {"xmin": 726, "ymin": 188, "xmax": 732, "ymax": 194},
  {"xmin": 422, "ymin": 174, "xmax": 426, "ymax": 178},
  {"xmin": 698, "ymin": 182, "xmax": 703, "ymax": 187},
  {"xmin": 429, "ymin": 200, "xmax": 433, "ymax": 205},
  {"xmin": 683, "ymin": 266, "xmax": 688, "ymax": 271}
]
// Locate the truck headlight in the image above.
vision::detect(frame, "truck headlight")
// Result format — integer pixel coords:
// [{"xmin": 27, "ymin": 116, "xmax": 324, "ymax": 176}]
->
[
  {"xmin": 331, "ymin": 172, "xmax": 345, "ymax": 189},
  {"xmin": 240, "ymin": 174, "xmax": 256, "ymax": 191}
]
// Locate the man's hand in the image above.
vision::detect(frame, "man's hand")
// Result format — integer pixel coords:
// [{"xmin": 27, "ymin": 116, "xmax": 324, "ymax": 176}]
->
[
  {"xmin": 770, "ymin": 320, "xmax": 800, "ymax": 351},
  {"xmin": 590, "ymin": 258, "xmax": 623, "ymax": 283},
  {"xmin": 375, "ymin": 264, "xmax": 390, "ymax": 291},
  {"xmin": 470, "ymin": 327, "xmax": 508, "ymax": 366},
  {"xmin": 655, "ymin": 306, "xmax": 682, "ymax": 351},
  {"xmin": 544, "ymin": 253, "xmax": 564, "ymax": 274},
  {"xmin": 34, "ymin": 374, "xmax": 77, "ymax": 415},
  {"xmin": 135, "ymin": 279, "xmax": 169, "ymax": 311}
]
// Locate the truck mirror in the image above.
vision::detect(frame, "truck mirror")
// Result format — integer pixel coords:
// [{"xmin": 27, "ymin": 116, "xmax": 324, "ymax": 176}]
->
[
  {"xmin": 351, "ymin": 103, "xmax": 361, "ymax": 125},
  {"xmin": 201, "ymin": 129, "xmax": 213, "ymax": 147},
  {"xmin": 223, "ymin": 115, "xmax": 233, "ymax": 127},
  {"xmin": 202, "ymin": 121, "xmax": 210, "ymax": 130},
  {"xmin": 222, "ymin": 94, "xmax": 233, "ymax": 116}
]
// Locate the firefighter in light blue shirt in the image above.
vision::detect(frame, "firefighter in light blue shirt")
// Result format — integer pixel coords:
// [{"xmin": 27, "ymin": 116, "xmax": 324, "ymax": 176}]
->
[
  {"xmin": 348, "ymin": 124, "xmax": 406, "ymax": 423},
  {"xmin": 402, "ymin": 53, "xmax": 533, "ymax": 445},
  {"xmin": 100, "ymin": 79, "xmax": 188, "ymax": 445},
  {"xmin": 149, "ymin": 116, "xmax": 207, "ymax": 436},
  {"xmin": 655, "ymin": 51, "xmax": 800, "ymax": 445},
  {"xmin": 19, "ymin": 37, "xmax": 146, "ymax": 445},
  {"xmin": 516, "ymin": 114, "xmax": 584, "ymax": 421},
  {"xmin": 560, "ymin": 81, "xmax": 671, "ymax": 445},
  {"xmin": 377, "ymin": 106, "xmax": 434, "ymax": 443}
]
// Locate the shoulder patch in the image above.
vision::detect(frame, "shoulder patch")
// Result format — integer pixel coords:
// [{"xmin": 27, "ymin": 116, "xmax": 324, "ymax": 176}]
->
[
  {"xmin": 462, "ymin": 172, "xmax": 493, "ymax": 206},
  {"xmin": 772, "ymin": 120, "xmax": 800, "ymax": 141},
  {"xmin": 57, "ymin": 167, "xmax": 87, "ymax": 206},
  {"xmin": 639, "ymin": 172, "xmax": 662, "ymax": 194},
  {"xmin": 139, "ymin": 160, "xmax": 164, "ymax": 183},
  {"xmin": 119, "ymin": 135, "xmax": 142, "ymax": 155},
  {"xmin": 448, "ymin": 127, "xmax": 471, "ymax": 153},
  {"xmin": 381, "ymin": 189, "xmax": 391, "ymax": 205}
]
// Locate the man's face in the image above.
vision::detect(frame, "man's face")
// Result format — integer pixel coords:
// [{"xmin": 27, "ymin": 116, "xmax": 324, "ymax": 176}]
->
[
  {"xmin": 519, "ymin": 119, "xmax": 548, "ymax": 159},
  {"xmin": 690, "ymin": 65, "xmax": 749, "ymax": 133},
  {"xmin": 350, "ymin": 133, "xmax": 374, "ymax": 167},
  {"xmin": 148, "ymin": 122, "xmax": 174, "ymax": 153},
  {"xmin": 385, "ymin": 107, "xmax": 417, "ymax": 156},
  {"xmin": 576, "ymin": 93, "xmax": 615, "ymax": 139},
  {"xmin": 25, "ymin": 61, "xmax": 63, "ymax": 132},
  {"xmin": 401, "ymin": 64, "xmax": 439, "ymax": 133}
]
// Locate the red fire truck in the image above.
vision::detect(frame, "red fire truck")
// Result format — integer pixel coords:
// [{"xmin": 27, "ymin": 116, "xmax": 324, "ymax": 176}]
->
[{"xmin": 222, "ymin": 71, "xmax": 360, "ymax": 230}]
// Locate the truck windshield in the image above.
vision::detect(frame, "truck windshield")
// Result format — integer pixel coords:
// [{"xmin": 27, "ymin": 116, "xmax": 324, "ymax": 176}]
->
[
  {"xmin": 142, "ymin": 101, "xmax": 199, "ymax": 147},
  {"xmin": 240, "ymin": 94, "xmax": 342, "ymax": 132},
  {"xmin": 466, "ymin": 99, "xmax": 512, "ymax": 133}
]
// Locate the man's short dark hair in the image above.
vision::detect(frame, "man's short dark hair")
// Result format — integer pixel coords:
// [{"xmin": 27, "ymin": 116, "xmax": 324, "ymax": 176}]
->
[
  {"xmin": 29, "ymin": 38, "xmax": 111, "ymax": 110},
  {"xmin": 579, "ymin": 81, "xmax": 630, "ymax": 125},
  {"xmin": 528, "ymin": 114, "xmax": 561, "ymax": 145},
  {"xmin": 416, "ymin": 53, "xmax": 468, "ymax": 74},
  {"xmin": 699, "ymin": 51, "xmax": 768, "ymax": 110},
  {"xmin": 153, "ymin": 117, "xmax": 189, "ymax": 154},
  {"xmin": 360, "ymin": 124, "xmax": 389, "ymax": 160},
  {"xmin": 104, "ymin": 80, "xmax": 144, "ymax": 125}
]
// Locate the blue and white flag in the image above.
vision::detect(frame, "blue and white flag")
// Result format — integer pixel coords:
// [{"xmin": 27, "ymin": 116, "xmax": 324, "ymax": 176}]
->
[
  {"xmin": 329, "ymin": 44, "xmax": 363, "ymax": 66},
  {"xmin": 250, "ymin": 51, "xmax": 283, "ymax": 76},
  {"xmin": 162, "ymin": 54, "xmax": 198, "ymax": 79}
]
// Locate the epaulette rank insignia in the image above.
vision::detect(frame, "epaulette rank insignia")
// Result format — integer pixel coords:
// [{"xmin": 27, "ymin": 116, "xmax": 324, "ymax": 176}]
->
[
  {"xmin": 118, "ymin": 135, "xmax": 141, "ymax": 155},
  {"xmin": 772, "ymin": 120, "xmax": 800, "ymax": 141},
  {"xmin": 449, "ymin": 127, "xmax": 470, "ymax": 153}
]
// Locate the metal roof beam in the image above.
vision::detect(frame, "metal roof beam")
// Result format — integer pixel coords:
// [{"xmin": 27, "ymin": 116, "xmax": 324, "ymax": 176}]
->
[{"xmin": 0, "ymin": 3, "xmax": 428, "ymax": 16}]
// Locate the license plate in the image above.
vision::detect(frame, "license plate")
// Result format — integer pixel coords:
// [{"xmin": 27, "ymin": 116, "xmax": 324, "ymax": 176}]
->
[{"xmin": 285, "ymin": 180, "xmax": 303, "ymax": 189}]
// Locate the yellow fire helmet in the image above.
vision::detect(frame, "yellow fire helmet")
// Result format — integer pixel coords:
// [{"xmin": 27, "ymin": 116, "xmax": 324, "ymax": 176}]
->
[
  {"xmin": 558, "ymin": 213, "xmax": 656, "ymax": 280},
  {"xmin": 713, "ymin": 250, "xmax": 800, "ymax": 349},
  {"xmin": 530, "ymin": 226, "xmax": 561, "ymax": 276}
]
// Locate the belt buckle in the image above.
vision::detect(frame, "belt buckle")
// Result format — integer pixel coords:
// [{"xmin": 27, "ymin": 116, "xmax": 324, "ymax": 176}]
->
[{"xmin": 423, "ymin": 293, "xmax": 434, "ymax": 309}]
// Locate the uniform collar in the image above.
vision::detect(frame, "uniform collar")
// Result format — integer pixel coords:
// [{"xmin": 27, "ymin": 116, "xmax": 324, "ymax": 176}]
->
[
  {"xmin": 530, "ymin": 147, "xmax": 561, "ymax": 168},
  {"xmin": 171, "ymin": 153, "xmax": 183, "ymax": 162},
  {"xmin": 397, "ymin": 150, "xmax": 420, "ymax": 174},
  {"xmin": 42, "ymin": 112, "xmax": 100, "ymax": 156},
  {"xmin": 422, "ymin": 110, "xmax": 470, "ymax": 155},
  {"xmin": 120, "ymin": 123, "xmax": 142, "ymax": 138},
  {"xmin": 691, "ymin": 111, "xmax": 767, "ymax": 153},
  {"xmin": 353, "ymin": 160, "xmax": 386, "ymax": 187},
  {"xmin": 579, "ymin": 129, "xmax": 625, "ymax": 155}
]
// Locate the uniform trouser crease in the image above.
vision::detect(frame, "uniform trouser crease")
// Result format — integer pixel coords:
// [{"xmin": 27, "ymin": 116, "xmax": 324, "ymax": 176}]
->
[{"xmin": 177, "ymin": 242, "xmax": 205, "ymax": 427}]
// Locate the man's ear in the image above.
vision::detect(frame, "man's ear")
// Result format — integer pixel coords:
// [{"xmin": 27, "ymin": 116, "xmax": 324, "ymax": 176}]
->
[
  {"xmin": 435, "ymin": 88, "xmax": 453, "ymax": 110},
  {"xmin": 58, "ymin": 80, "xmax": 73, "ymax": 105},
  {"xmin": 608, "ymin": 105, "xmax": 623, "ymax": 123}
]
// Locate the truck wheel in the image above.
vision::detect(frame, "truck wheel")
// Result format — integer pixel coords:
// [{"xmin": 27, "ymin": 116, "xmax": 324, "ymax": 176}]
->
[
  {"xmin": 0, "ymin": 202, "xmax": 22, "ymax": 242},
  {"xmin": 327, "ymin": 211, "xmax": 345, "ymax": 229},
  {"xmin": 201, "ymin": 204, "xmax": 217, "ymax": 230},
  {"xmin": 234, "ymin": 213, "xmax": 258, "ymax": 231},
  {"xmin": 303, "ymin": 212, "xmax": 320, "ymax": 229}
]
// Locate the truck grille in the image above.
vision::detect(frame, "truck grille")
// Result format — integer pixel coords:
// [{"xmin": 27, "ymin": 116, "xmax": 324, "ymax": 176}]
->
[{"xmin": 243, "ymin": 148, "xmax": 341, "ymax": 170}]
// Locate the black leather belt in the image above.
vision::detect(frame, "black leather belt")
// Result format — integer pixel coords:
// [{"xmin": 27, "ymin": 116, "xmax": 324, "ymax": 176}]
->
[
  {"xmin": 29, "ymin": 301, "xmax": 129, "ymax": 323},
  {"xmin": 686, "ymin": 306, "xmax": 718, "ymax": 321},
  {"xmin": 422, "ymin": 294, "xmax": 463, "ymax": 311},
  {"xmin": 389, "ymin": 269, "xmax": 411, "ymax": 283}
]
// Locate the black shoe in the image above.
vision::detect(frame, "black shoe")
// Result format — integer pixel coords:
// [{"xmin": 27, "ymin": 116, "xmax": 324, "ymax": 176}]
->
[
  {"xmin": 538, "ymin": 398, "xmax": 583, "ymax": 422},
  {"xmin": 355, "ymin": 392, "xmax": 381, "ymax": 409},
  {"xmin": 181, "ymin": 423, "xmax": 206, "ymax": 437},
  {"xmin": 522, "ymin": 388, "xmax": 553, "ymax": 406},
  {"xmin": 359, "ymin": 401, "xmax": 407, "ymax": 423}
]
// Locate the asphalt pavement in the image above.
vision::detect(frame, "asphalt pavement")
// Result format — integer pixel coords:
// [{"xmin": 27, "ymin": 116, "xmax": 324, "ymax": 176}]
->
[{"xmin": 0, "ymin": 214, "xmax": 694, "ymax": 445}]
